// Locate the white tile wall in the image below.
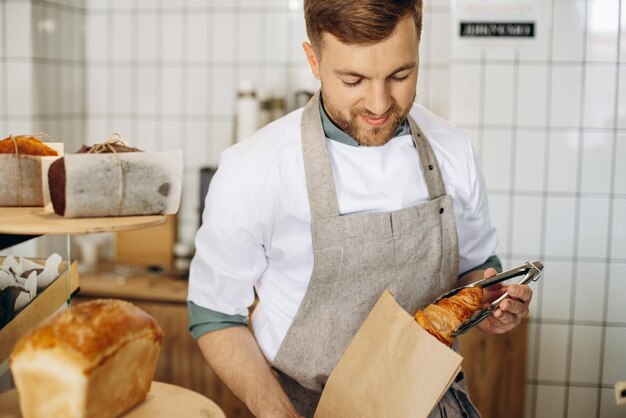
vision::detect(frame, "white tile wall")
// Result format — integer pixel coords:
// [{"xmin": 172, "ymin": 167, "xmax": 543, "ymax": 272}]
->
[
  {"xmin": 5, "ymin": 2, "xmax": 32, "ymax": 58},
  {"xmin": 611, "ymin": 199, "xmax": 626, "ymax": 260},
  {"xmin": 449, "ymin": 63, "xmax": 482, "ymax": 125},
  {"xmin": 514, "ymin": 130, "xmax": 546, "ymax": 192},
  {"xmin": 566, "ymin": 387, "xmax": 598, "ymax": 418},
  {"xmin": 573, "ymin": 262, "xmax": 606, "ymax": 322},
  {"xmin": 580, "ymin": 132, "xmax": 614, "ymax": 195},
  {"xmin": 537, "ymin": 324, "xmax": 569, "ymax": 381},
  {"xmin": 3, "ymin": 1, "xmax": 625, "ymax": 417},
  {"xmin": 484, "ymin": 64, "xmax": 515, "ymax": 126},
  {"xmin": 482, "ymin": 129, "xmax": 513, "ymax": 190},
  {"xmin": 547, "ymin": 130, "xmax": 580, "ymax": 193},
  {"xmin": 540, "ymin": 261, "xmax": 574, "ymax": 321},
  {"xmin": 552, "ymin": 1, "xmax": 586, "ymax": 62},
  {"xmin": 550, "ymin": 65, "xmax": 584, "ymax": 128},
  {"xmin": 6, "ymin": 62, "xmax": 34, "ymax": 117},
  {"xmin": 607, "ymin": 264, "xmax": 626, "ymax": 324},
  {"xmin": 511, "ymin": 195, "xmax": 543, "ymax": 256},
  {"xmin": 615, "ymin": 133, "xmax": 626, "ymax": 194},
  {"xmin": 586, "ymin": 0, "xmax": 620, "ymax": 63},
  {"xmin": 517, "ymin": 64, "xmax": 549, "ymax": 127},
  {"xmin": 443, "ymin": 1, "xmax": 626, "ymax": 416},
  {"xmin": 544, "ymin": 197, "xmax": 577, "ymax": 258},
  {"xmin": 602, "ymin": 328, "xmax": 626, "ymax": 384},
  {"xmin": 583, "ymin": 65, "xmax": 617, "ymax": 130},
  {"xmin": 577, "ymin": 198, "xmax": 610, "ymax": 259},
  {"xmin": 569, "ymin": 325, "xmax": 602, "ymax": 384},
  {"xmin": 600, "ymin": 387, "xmax": 626, "ymax": 418},
  {"xmin": 535, "ymin": 385, "xmax": 566, "ymax": 417}
]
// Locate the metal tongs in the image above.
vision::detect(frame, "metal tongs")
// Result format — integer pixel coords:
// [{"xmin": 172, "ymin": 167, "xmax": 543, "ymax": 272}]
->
[{"xmin": 434, "ymin": 260, "xmax": 544, "ymax": 337}]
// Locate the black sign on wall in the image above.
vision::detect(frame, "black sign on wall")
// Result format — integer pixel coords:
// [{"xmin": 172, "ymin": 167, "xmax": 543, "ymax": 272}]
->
[{"xmin": 460, "ymin": 22, "xmax": 535, "ymax": 38}]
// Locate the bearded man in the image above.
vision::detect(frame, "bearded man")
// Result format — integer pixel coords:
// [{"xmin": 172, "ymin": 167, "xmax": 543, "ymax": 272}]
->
[{"xmin": 188, "ymin": 1, "xmax": 533, "ymax": 417}]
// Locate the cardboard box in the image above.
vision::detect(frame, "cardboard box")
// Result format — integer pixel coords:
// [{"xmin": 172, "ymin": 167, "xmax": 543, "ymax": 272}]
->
[{"xmin": 0, "ymin": 259, "xmax": 79, "ymax": 363}]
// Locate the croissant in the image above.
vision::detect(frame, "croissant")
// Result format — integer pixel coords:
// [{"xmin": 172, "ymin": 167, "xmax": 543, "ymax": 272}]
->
[
  {"xmin": 0, "ymin": 135, "xmax": 59, "ymax": 156},
  {"xmin": 414, "ymin": 287, "xmax": 483, "ymax": 346}
]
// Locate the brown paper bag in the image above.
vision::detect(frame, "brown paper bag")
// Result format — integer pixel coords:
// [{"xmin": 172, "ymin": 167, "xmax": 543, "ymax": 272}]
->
[{"xmin": 314, "ymin": 290, "xmax": 462, "ymax": 418}]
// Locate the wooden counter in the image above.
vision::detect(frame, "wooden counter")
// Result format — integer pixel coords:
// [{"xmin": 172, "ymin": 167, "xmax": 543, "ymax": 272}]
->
[{"xmin": 75, "ymin": 268, "xmax": 254, "ymax": 418}]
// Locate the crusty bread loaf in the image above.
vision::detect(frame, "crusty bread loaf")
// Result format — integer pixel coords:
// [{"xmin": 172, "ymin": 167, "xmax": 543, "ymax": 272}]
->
[
  {"xmin": 10, "ymin": 299, "xmax": 164, "ymax": 418},
  {"xmin": 0, "ymin": 135, "xmax": 59, "ymax": 156}
]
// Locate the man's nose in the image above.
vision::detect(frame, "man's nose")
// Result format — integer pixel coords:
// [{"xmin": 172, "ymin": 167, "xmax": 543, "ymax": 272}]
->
[{"xmin": 364, "ymin": 82, "xmax": 391, "ymax": 116}]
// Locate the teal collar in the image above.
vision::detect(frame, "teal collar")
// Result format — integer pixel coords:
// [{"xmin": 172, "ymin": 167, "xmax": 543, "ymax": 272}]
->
[{"xmin": 319, "ymin": 98, "xmax": 411, "ymax": 147}]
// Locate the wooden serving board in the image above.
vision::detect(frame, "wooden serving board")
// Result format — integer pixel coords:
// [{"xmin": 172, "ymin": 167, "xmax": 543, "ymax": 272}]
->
[
  {"xmin": 0, "ymin": 381, "xmax": 225, "ymax": 418},
  {"xmin": 0, "ymin": 207, "xmax": 165, "ymax": 235}
]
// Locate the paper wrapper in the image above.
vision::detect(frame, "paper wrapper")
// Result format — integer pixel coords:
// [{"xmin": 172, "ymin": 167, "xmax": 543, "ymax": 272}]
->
[
  {"xmin": 0, "ymin": 143, "xmax": 63, "ymax": 207},
  {"xmin": 314, "ymin": 290, "xmax": 463, "ymax": 418},
  {"xmin": 58, "ymin": 151, "xmax": 182, "ymax": 218}
]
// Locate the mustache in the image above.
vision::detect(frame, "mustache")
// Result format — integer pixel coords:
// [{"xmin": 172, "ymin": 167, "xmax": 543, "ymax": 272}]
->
[{"xmin": 352, "ymin": 103, "xmax": 402, "ymax": 118}]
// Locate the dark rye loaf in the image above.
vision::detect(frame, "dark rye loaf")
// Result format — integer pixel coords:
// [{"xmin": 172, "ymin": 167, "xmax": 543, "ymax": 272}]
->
[{"xmin": 48, "ymin": 143, "xmax": 141, "ymax": 216}]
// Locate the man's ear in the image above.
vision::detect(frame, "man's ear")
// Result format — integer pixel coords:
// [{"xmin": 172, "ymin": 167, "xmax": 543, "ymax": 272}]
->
[{"xmin": 303, "ymin": 42, "xmax": 321, "ymax": 80}]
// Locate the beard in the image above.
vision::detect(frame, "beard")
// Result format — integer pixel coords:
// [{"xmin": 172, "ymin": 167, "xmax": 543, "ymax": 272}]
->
[{"xmin": 322, "ymin": 90, "xmax": 415, "ymax": 147}]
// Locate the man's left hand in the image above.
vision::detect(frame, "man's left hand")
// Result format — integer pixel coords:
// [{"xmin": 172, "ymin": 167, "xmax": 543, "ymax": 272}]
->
[{"xmin": 477, "ymin": 268, "xmax": 533, "ymax": 334}]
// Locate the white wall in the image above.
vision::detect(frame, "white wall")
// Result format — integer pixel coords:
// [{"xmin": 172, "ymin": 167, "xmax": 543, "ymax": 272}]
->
[
  {"xmin": 1, "ymin": 0, "xmax": 84, "ymax": 258},
  {"xmin": 83, "ymin": 0, "xmax": 318, "ymax": 244},
  {"xmin": 421, "ymin": 1, "xmax": 626, "ymax": 417}
]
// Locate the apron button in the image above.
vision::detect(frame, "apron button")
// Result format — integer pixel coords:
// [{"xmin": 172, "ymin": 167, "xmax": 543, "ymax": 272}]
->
[
  {"xmin": 439, "ymin": 208, "xmax": 444, "ymax": 214},
  {"xmin": 428, "ymin": 164, "xmax": 433, "ymax": 170}
]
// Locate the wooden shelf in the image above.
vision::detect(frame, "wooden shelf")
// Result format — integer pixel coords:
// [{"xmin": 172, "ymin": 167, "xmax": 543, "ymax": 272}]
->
[
  {"xmin": 79, "ymin": 268, "xmax": 187, "ymax": 304},
  {"xmin": 0, "ymin": 207, "xmax": 165, "ymax": 235},
  {"xmin": 0, "ymin": 259, "xmax": 79, "ymax": 365}
]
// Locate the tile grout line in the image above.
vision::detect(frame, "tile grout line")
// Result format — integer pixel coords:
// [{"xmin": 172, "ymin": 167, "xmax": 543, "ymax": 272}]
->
[
  {"xmin": 180, "ymin": 2, "xmax": 191, "ymax": 240},
  {"xmin": 529, "ymin": 1, "xmax": 557, "ymax": 414},
  {"xmin": 155, "ymin": 0, "xmax": 163, "ymax": 151},
  {"xmin": 595, "ymin": 0, "xmax": 624, "ymax": 413},
  {"xmin": 105, "ymin": 0, "xmax": 113, "ymax": 140},
  {"xmin": 130, "ymin": 0, "xmax": 138, "ymax": 143},
  {"xmin": 562, "ymin": 0, "xmax": 590, "ymax": 415},
  {"xmin": 206, "ymin": 3, "xmax": 213, "ymax": 167},
  {"xmin": 79, "ymin": 1, "xmax": 87, "ymax": 149},
  {"xmin": 1, "ymin": 0, "xmax": 7, "ymax": 135}
]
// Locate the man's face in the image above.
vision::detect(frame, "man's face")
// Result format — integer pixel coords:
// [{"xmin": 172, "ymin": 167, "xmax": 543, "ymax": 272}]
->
[{"xmin": 304, "ymin": 15, "xmax": 419, "ymax": 146}]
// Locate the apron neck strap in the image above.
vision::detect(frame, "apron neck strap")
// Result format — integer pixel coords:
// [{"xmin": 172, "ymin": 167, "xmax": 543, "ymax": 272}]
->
[
  {"xmin": 407, "ymin": 116, "xmax": 448, "ymax": 200},
  {"xmin": 301, "ymin": 90, "xmax": 447, "ymax": 220},
  {"xmin": 301, "ymin": 90, "xmax": 341, "ymax": 219}
]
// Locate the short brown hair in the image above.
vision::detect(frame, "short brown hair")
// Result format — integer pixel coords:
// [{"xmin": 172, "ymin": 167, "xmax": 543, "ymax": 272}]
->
[{"xmin": 304, "ymin": 0, "xmax": 423, "ymax": 49}]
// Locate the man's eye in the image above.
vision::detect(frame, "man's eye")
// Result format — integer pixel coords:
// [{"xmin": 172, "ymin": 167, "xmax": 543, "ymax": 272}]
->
[
  {"xmin": 342, "ymin": 79, "xmax": 362, "ymax": 87},
  {"xmin": 390, "ymin": 75, "xmax": 410, "ymax": 82}
]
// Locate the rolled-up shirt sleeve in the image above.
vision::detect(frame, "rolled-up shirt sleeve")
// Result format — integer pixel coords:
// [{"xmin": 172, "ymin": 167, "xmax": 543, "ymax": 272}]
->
[{"xmin": 187, "ymin": 149, "xmax": 268, "ymax": 339}]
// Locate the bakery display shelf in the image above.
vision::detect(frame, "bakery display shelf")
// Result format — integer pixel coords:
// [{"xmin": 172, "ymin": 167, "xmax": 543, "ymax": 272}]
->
[
  {"xmin": 0, "ymin": 258, "xmax": 79, "ymax": 368},
  {"xmin": 0, "ymin": 207, "xmax": 166, "ymax": 235}
]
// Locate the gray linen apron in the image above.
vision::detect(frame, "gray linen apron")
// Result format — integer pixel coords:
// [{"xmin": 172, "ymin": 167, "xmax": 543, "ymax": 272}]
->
[{"xmin": 271, "ymin": 92, "xmax": 480, "ymax": 418}]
